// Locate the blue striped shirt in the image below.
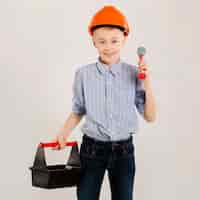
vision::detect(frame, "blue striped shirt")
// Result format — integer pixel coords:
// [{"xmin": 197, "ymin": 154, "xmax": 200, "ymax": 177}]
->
[{"xmin": 72, "ymin": 57, "xmax": 146, "ymax": 141}]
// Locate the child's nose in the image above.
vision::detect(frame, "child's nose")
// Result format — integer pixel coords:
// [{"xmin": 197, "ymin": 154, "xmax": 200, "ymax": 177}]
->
[
  {"xmin": 104, "ymin": 44, "xmax": 111, "ymax": 50},
  {"xmin": 104, "ymin": 44, "xmax": 113, "ymax": 51}
]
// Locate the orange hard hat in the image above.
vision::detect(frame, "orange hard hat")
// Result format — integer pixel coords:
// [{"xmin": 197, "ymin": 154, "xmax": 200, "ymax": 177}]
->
[{"xmin": 88, "ymin": 5, "xmax": 130, "ymax": 37}]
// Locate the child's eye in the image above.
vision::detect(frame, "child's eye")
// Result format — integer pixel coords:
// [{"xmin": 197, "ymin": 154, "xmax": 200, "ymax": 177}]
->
[
  {"xmin": 112, "ymin": 40, "xmax": 118, "ymax": 43},
  {"xmin": 99, "ymin": 41, "xmax": 105, "ymax": 44}
]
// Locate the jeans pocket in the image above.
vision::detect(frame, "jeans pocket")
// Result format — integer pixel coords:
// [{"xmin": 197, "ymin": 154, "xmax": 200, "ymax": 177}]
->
[
  {"xmin": 122, "ymin": 143, "xmax": 134, "ymax": 156},
  {"xmin": 80, "ymin": 142, "xmax": 96, "ymax": 158}
]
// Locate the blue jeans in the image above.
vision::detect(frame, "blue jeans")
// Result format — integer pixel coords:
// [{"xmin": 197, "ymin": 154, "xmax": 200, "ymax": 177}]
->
[{"xmin": 77, "ymin": 134, "xmax": 136, "ymax": 200}]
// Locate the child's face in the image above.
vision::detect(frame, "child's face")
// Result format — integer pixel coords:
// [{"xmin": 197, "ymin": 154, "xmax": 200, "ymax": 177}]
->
[{"xmin": 92, "ymin": 27, "xmax": 126, "ymax": 65}]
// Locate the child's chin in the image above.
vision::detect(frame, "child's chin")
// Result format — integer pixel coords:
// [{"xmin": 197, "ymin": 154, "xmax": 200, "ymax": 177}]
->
[
  {"xmin": 103, "ymin": 53, "xmax": 116, "ymax": 59},
  {"xmin": 101, "ymin": 57, "xmax": 111, "ymax": 63}
]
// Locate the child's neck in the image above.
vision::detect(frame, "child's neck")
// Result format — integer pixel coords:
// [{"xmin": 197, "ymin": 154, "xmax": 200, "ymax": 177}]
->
[{"xmin": 99, "ymin": 56, "xmax": 120, "ymax": 67}]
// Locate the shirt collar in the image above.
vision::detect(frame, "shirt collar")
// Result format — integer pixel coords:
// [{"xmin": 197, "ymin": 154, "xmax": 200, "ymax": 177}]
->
[{"xmin": 96, "ymin": 56, "xmax": 122, "ymax": 76}]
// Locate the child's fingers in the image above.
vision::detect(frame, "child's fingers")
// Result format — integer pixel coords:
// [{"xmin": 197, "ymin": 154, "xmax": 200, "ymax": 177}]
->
[
  {"xmin": 139, "ymin": 64, "xmax": 147, "ymax": 68},
  {"xmin": 138, "ymin": 64, "xmax": 149, "ymax": 78},
  {"xmin": 51, "ymin": 133, "xmax": 68, "ymax": 150},
  {"xmin": 51, "ymin": 143, "xmax": 61, "ymax": 150},
  {"xmin": 139, "ymin": 67, "xmax": 147, "ymax": 72},
  {"xmin": 51, "ymin": 138, "xmax": 62, "ymax": 150},
  {"xmin": 58, "ymin": 136, "xmax": 66, "ymax": 149},
  {"xmin": 139, "ymin": 65, "xmax": 148, "ymax": 72},
  {"xmin": 55, "ymin": 140, "xmax": 65, "ymax": 150},
  {"xmin": 138, "ymin": 59, "xmax": 145, "ymax": 66},
  {"xmin": 52, "ymin": 142, "xmax": 61, "ymax": 150}
]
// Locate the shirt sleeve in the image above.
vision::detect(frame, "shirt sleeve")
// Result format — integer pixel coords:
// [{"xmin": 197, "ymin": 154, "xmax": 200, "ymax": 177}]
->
[
  {"xmin": 71, "ymin": 68, "xmax": 86, "ymax": 115},
  {"xmin": 135, "ymin": 75, "xmax": 146, "ymax": 116}
]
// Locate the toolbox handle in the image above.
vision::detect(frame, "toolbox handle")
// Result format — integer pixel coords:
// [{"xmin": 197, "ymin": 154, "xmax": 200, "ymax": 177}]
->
[
  {"xmin": 39, "ymin": 141, "xmax": 78, "ymax": 148},
  {"xmin": 32, "ymin": 141, "xmax": 80, "ymax": 168}
]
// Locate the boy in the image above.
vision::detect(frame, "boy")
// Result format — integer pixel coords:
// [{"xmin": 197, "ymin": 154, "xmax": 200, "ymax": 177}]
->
[{"xmin": 52, "ymin": 5, "xmax": 156, "ymax": 200}]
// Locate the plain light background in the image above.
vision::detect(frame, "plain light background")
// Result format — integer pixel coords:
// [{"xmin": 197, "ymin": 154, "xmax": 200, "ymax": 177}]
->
[{"xmin": 0, "ymin": 0, "xmax": 199, "ymax": 199}]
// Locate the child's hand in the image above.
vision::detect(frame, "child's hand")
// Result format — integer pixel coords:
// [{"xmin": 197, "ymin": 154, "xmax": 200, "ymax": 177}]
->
[
  {"xmin": 137, "ymin": 56, "xmax": 149, "ymax": 80},
  {"xmin": 51, "ymin": 133, "xmax": 68, "ymax": 150},
  {"xmin": 138, "ymin": 63, "xmax": 148, "ymax": 79}
]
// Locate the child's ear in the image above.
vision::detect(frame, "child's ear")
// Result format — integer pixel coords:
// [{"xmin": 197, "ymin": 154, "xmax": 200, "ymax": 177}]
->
[
  {"xmin": 92, "ymin": 39, "xmax": 96, "ymax": 48},
  {"xmin": 122, "ymin": 36, "xmax": 127, "ymax": 47}
]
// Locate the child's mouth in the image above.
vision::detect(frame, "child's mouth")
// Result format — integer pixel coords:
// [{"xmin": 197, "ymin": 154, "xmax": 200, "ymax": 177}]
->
[{"xmin": 103, "ymin": 52, "xmax": 116, "ymax": 57}]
